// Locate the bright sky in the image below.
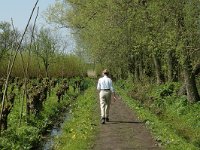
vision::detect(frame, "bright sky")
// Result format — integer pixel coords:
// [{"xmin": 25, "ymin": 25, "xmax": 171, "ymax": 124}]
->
[
  {"xmin": 0, "ymin": 0, "xmax": 76, "ymax": 52},
  {"xmin": 0, "ymin": 0, "xmax": 55, "ymax": 30}
]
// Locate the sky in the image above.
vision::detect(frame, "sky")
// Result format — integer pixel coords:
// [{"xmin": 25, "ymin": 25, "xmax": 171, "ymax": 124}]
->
[
  {"xmin": 0, "ymin": 0, "xmax": 76, "ymax": 53},
  {"xmin": 0, "ymin": 0, "xmax": 55, "ymax": 30}
]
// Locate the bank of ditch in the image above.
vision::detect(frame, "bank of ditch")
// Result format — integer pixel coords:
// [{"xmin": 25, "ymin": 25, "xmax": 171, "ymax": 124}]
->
[
  {"xmin": 52, "ymin": 87, "xmax": 99, "ymax": 150},
  {"xmin": 38, "ymin": 79, "xmax": 93, "ymax": 150},
  {"xmin": 0, "ymin": 80, "xmax": 81, "ymax": 150},
  {"xmin": 40, "ymin": 105, "xmax": 71, "ymax": 150}
]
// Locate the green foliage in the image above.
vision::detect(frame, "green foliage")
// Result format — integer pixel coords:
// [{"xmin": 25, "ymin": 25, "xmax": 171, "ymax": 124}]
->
[
  {"xmin": 0, "ymin": 21, "xmax": 16, "ymax": 61},
  {"xmin": 163, "ymin": 100, "xmax": 200, "ymax": 147},
  {"xmin": 0, "ymin": 52, "xmax": 87, "ymax": 78},
  {"xmin": 16, "ymin": 126, "xmax": 40, "ymax": 149},
  {"xmin": 0, "ymin": 126, "xmax": 39, "ymax": 150},
  {"xmin": 152, "ymin": 83, "xmax": 178, "ymax": 98},
  {"xmin": 116, "ymin": 76, "xmax": 135, "ymax": 90},
  {"xmin": 149, "ymin": 82, "xmax": 182, "ymax": 109}
]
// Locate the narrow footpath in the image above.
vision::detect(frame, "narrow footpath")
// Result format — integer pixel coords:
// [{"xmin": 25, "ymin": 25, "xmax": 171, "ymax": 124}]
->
[{"xmin": 92, "ymin": 95, "xmax": 161, "ymax": 150}]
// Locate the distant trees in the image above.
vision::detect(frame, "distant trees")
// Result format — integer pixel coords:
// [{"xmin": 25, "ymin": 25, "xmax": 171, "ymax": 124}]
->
[
  {"xmin": 46, "ymin": 0, "xmax": 200, "ymax": 102},
  {"xmin": 0, "ymin": 21, "xmax": 87, "ymax": 78},
  {"xmin": 34, "ymin": 28, "xmax": 57, "ymax": 78},
  {"xmin": 0, "ymin": 21, "xmax": 16, "ymax": 61}
]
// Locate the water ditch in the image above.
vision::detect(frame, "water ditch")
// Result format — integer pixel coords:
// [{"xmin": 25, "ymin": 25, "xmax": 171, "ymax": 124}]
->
[
  {"xmin": 32, "ymin": 94, "xmax": 80, "ymax": 149},
  {"xmin": 33, "ymin": 105, "xmax": 72, "ymax": 150},
  {"xmin": 41, "ymin": 111, "xmax": 71, "ymax": 150}
]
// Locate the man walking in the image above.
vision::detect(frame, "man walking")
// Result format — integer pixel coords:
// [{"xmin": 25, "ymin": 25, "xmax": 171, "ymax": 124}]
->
[{"xmin": 97, "ymin": 69, "xmax": 116, "ymax": 124}]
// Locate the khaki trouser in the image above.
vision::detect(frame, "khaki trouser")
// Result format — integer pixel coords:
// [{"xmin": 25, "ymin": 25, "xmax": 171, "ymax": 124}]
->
[{"xmin": 99, "ymin": 90, "xmax": 111, "ymax": 118}]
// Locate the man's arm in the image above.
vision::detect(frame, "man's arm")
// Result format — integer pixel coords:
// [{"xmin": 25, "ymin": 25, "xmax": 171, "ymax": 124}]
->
[
  {"xmin": 110, "ymin": 79, "xmax": 117, "ymax": 101},
  {"xmin": 97, "ymin": 78, "xmax": 101, "ymax": 91},
  {"xmin": 113, "ymin": 92, "xmax": 117, "ymax": 101}
]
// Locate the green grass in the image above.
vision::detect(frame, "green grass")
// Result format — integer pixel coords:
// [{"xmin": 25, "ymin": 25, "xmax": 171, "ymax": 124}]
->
[
  {"xmin": 54, "ymin": 87, "xmax": 99, "ymax": 150},
  {"xmin": 162, "ymin": 99, "xmax": 200, "ymax": 148}
]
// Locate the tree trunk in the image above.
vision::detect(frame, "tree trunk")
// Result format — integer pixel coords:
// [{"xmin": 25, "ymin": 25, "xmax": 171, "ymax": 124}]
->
[
  {"xmin": 193, "ymin": 63, "xmax": 200, "ymax": 77},
  {"xmin": 167, "ymin": 50, "xmax": 178, "ymax": 82},
  {"xmin": 42, "ymin": 58, "xmax": 49, "ymax": 78},
  {"xmin": 182, "ymin": 53, "xmax": 200, "ymax": 103},
  {"xmin": 153, "ymin": 54, "xmax": 164, "ymax": 84},
  {"xmin": 134, "ymin": 56, "xmax": 140, "ymax": 82},
  {"xmin": 138, "ymin": 54, "xmax": 144, "ymax": 79},
  {"xmin": 176, "ymin": 5, "xmax": 200, "ymax": 102}
]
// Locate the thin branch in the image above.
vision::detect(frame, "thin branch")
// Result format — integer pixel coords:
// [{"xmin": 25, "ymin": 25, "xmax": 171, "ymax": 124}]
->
[
  {"xmin": 0, "ymin": 0, "xmax": 39, "ymax": 133},
  {"xmin": 27, "ymin": 6, "xmax": 39, "ymax": 77}
]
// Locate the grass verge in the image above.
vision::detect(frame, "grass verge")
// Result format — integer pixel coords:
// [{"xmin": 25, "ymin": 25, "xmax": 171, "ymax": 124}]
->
[{"xmin": 54, "ymin": 87, "xmax": 99, "ymax": 150}]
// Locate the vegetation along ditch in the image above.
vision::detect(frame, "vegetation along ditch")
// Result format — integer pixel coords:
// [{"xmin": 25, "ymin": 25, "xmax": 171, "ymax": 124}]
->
[{"xmin": 0, "ymin": 77, "xmax": 89, "ymax": 150}]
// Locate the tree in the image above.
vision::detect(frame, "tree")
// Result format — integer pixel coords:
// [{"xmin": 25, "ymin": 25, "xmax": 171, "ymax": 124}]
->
[
  {"xmin": 0, "ymin": 21, "xmax": 16, "ymax": 61},
  {"xmin": 34, "ymin": 28, "xmax": 57, "ymax": 78}
]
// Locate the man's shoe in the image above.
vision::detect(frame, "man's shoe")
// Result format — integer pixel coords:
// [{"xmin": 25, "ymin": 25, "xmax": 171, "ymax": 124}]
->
[
  {"xmin": 105, "ymin": 118, "xmax": 109, "ymax": 122},
  {"xmin": 101, "ymin": 118, "xmax": 105, "ymax": 124}
]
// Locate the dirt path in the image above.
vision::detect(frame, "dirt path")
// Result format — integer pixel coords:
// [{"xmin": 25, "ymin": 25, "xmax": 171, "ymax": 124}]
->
[{"xmin": 92, "ymin": 96, "xmax": 161, "ymax": 150}]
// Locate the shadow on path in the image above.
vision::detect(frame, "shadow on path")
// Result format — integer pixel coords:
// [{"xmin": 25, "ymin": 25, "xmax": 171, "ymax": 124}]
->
[
  {"xmin": 92, "ymin": 95, "xmax": 161, "ymax": 150},
  {"xmin": 108, "ymin": 120, "xmax": 144, "ymax": 124}
]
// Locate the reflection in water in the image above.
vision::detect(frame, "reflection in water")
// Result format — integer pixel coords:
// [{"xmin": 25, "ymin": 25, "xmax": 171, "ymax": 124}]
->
[{"xmin": 42, "ymin": 112, "xmax": 71, "ymax": 150}]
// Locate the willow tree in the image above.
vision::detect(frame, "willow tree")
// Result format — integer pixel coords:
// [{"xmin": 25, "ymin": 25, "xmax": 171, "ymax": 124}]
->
[
  {"xmin": 0, "ymin": 22, "xmax": 16, "ymax": 61},
  {"xmin": 173, "ymin": 0, "xmax": 200, "ymax": 102},
  {"xmin": 34, "ymin": 28, "xmax": 57, "ymax": 78}
]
